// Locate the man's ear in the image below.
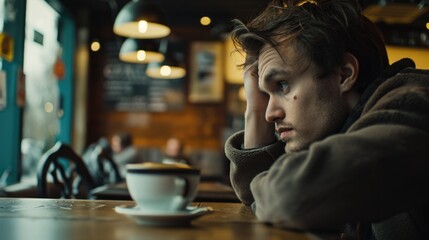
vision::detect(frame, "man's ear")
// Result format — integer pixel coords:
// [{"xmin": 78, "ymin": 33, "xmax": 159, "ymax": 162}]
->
[{"xmin": 339, "ymin": 52, "xmax": 359, "ymax": 93}]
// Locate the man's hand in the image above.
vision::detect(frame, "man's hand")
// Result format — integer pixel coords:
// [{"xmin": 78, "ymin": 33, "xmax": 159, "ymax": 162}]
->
[
  {"xmin": 243, "ymin": 61, "xmax": 276, "ymax": 149},
  {"xmin": 243, "ymin": 63, "xmax": 268, "ymax": 113}
]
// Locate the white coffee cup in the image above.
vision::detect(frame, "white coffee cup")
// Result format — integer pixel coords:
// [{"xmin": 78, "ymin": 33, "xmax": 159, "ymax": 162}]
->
[{"xmin": 125, "ymin": 162, "xmax": 200, "ymax": 212}]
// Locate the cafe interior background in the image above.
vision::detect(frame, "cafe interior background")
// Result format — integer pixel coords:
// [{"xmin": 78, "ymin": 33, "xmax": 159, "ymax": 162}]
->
[{"xmin": 0, "ymin": 0, "xmax": 428, "ymax": 187}]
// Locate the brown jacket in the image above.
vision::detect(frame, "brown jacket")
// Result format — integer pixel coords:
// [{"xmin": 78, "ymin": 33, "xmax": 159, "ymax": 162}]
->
[{"xmin": 225, "ymin": 60, "xmax": 429, "ymax": 239}]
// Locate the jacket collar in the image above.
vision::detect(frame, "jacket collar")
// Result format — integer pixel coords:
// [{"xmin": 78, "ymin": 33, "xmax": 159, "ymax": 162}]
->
[{"xmin": 340, "ymin": 58, "xmax": 416, "ymax": 133}]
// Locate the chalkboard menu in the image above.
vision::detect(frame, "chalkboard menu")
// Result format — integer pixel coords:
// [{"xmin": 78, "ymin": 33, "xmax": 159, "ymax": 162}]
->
[{"xmin": 102, "ymin": 41, "xmax": 185, "ymax": 112}]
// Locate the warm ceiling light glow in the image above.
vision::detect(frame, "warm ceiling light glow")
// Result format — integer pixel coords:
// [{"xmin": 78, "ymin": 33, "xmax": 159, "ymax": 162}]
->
[
  {"xmin": 119, "ymin": 38, "xmax": 164, "ymax": 64},
  {"xmin": 144, "ymin": 39, "xmax": 186, "ymax": 79},
  {"xmin": 426, "ymin": 22, "xmax": 429, "ymax": 30},
  {"xmin": 160, "ymin": 65, "xmax": 172, "ymax": 76},
  {"xmin": 137, "ymin": 50, "xmax": 146, "ymax": 61},
  {"xmin": 119, "ymin": 50, "xmax": 164, "ymax": 63},
  {"xmin": 138, "ymin": 20, "xmax": 148, "ymax": 33},
  {"xmin": 91, "ymin": 41, "xmax": 101, "ymax": 52},
  {"xmin": 114, "ymin": 22, "xmax": 170, "ymax": 39},
  {"xmin": 146, "ymin": 65, "xmax": 186, "ymax": 79},
  {"xmin": 200, "ymin": 16, "xmax": 211, "ymax": 26}
]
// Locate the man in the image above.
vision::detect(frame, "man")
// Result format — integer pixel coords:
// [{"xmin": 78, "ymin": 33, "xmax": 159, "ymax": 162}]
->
[
  {"xmin": 224, "ymin": 0, "xmax": 429, "ymax": 239},
  {"xmin": 111, "ymin": 132, "xmax": 140, "ymax": 176}
]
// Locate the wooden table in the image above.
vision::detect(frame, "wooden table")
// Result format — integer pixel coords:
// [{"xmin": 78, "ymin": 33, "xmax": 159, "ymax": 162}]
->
[
  {"xmin": 90, "ymin": 181, "xmax": 240, "ymax": 202},
  {"xmin": 0, "ymin": 198, "xmax": 330, "ymax": 240}
]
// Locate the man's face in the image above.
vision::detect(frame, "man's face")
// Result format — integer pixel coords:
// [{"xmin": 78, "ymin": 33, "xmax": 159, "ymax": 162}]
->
[
  {"xmin": 165, "ymin": 138, "xmax": 182, "ymax": 157},
  {"xmin": 258, "ymin": 44, "xmax": 350, "ymax": 153},
  {"xmin": 111, "ymin": 136, "xmax": 122, "ymax": 153}
]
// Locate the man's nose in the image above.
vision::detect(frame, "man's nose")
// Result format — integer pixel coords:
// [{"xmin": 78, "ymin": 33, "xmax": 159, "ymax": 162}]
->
[{"xmin": 265, "ymin": 98, "xmax": 285, "ymax": 123}]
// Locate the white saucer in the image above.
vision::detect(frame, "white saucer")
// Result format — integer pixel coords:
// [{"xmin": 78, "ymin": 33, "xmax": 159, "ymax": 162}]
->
[{"xmin": 115, "ymin": 205, "xmax": 213, "ymax": 226}]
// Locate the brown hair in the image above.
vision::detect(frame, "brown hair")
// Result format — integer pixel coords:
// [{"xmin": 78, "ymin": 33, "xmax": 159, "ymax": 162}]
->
[{"xmin": 232, "ymin": 0, "xmax": 389, "ymax": 93}]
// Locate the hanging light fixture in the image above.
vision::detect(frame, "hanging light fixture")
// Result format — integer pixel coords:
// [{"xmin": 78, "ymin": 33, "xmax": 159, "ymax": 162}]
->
[
  {"xmin": 113, "ymin": 0, "xmax": 171, "ymax": 39},
  {"xmin": 146, "ymin": 39, "xmax": 186, "ymax": 79},
  {"xmin": 119, "ymin": 38, "xmax": 164, "ymax": 63}
]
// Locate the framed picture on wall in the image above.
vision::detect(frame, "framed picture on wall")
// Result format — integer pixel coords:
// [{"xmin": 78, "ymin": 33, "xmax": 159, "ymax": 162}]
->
[{"xmin": 189, "ymin": 41, "xmax": 224, "ymax": 103}]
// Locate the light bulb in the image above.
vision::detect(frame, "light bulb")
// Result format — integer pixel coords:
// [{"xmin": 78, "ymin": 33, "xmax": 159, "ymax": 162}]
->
[
  {"xmin": 200, "ymin": 16, "xmax": 211, "ymax": 26},
  {"xmin": 160, "ymin": 65, "xmax": 172, "ymax": 76},
  {"xmin": 138, "ymin": 20, "xmax": 148, "ymax": 33},
  {"xmin": 90, "ymin": 41, "xmax": 101, "ymax": 52},
  {"xmin": 137, "ymin": 50, "xmax": 146, "ymax": 61}
]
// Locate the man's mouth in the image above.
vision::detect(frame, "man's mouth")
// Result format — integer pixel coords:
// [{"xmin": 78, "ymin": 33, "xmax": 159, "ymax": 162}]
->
[{"xmin": 277, "ymin": 127, "xmax": 294, "ymax": 141}]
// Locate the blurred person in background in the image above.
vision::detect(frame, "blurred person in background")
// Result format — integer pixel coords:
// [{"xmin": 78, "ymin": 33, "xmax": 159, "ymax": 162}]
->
[
  {"xmin": 111, "ymin": 132, "xmax": 140, "ymax": 176},
  {"xmin": 162, "ymin": 137, "xmax": 190, "ymax": 165}
]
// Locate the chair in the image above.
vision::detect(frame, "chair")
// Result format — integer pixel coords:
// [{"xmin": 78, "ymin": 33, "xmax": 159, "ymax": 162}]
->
[
  {"xmin": 37, "ymin": 141, "xmax": 95, "ymax": 199},
  {"xmin": 93, "ymin": 144, "xmax": 122, "ymax": 186}
]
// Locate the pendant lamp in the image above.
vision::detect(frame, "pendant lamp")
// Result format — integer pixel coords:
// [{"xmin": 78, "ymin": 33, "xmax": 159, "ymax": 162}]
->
[
  {"xmin": 119, "ymin": 38, "xmax": 164, "ymax": 63},
  {"xmin": 146, "ymin": 39, "xmax": 186, "ymax": 79},
  {"xmin": 113, "ymin": 0, "xmax": 171, "ymax": 39}
]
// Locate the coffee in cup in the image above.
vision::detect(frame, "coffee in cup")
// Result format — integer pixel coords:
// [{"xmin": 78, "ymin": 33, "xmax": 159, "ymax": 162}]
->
[{"xmin": 125, "ymin": 162, "xmax": 200, "ymax": 212}]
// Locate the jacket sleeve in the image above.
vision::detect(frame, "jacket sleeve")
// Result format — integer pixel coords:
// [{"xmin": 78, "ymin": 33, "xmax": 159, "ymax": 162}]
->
[
  {"xmin": 224, "ymin": 130, "xmax": 285, "ymax": 205},
  {"xmin": 250, "ymin": 76, "xmax": 429, "ymax": 231}
]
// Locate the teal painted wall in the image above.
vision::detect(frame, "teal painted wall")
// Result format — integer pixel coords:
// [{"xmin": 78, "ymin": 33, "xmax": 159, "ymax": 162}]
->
[
  {"xmin": 57, "ymin": 13, "xmax": 75, "ymax": 145},
  {"xmin": 0, "ymin": 0, "xmax": 26, "ymax": 184}
]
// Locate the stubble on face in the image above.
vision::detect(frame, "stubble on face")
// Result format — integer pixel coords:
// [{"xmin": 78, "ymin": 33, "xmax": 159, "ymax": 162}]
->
[{"xmin": 283, "ymin": 73, "xmax": 349, "ymax": 153}]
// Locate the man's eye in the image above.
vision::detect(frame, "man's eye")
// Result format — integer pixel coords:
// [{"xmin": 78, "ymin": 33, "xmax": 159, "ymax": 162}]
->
[{"xmin": 278, "ymin": 81, "xmax": 290, "ymax": 94}]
